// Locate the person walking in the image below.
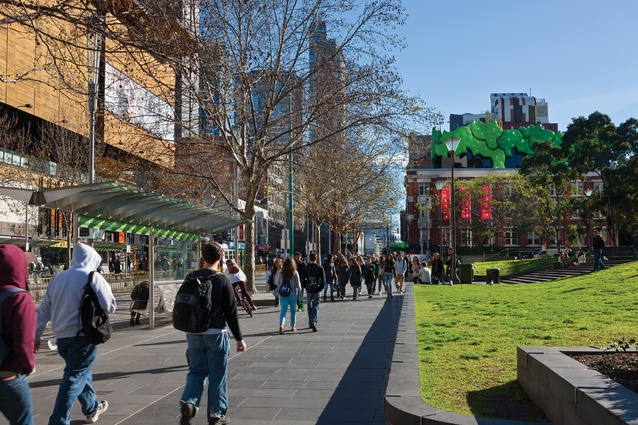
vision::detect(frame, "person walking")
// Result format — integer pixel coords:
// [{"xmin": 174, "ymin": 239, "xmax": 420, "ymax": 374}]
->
[
  {"xmin": 322, "ymin": 254, "xmax": 336, "ymax": 302},
  {"xmin": 179, "ymin": 242, "xmax": 247, "ymax": 425},
  {"xmin": 275, "ymin": 257, "xmax": 302, "ymax": 334},
  {"xmin": 348, "ymin": 257, "xmax": 362, "ymax": 301},
  {"xmin": 303, "ymin": 253, "xmax": 325, "ymax": 332},
  {"xmin": 268, "ymin": 258, "xmax": 282, "ymax": 307},
  {"xmin": 35, "ymin": 242, "xmax": 117, "ymax": 425},
  {"xmin": 411, "ymin": 256, "xmax": 421, "ymax": 282},
  {"xmin": 376, "ymin": 255, "xmax": 386, "ymax": 294},
  {"xmin": 336, "ymin": 258, "xmax": 349, "ymax": 299},
  {"xmin": 383, "ymin": 255, "xmax": 395, "ymax": 298},
  {"xmin": 294, "ymin": 252, "xmax": 306, "ymax": 312},
  {"xmin": 363, "ymin": 256, "xmax": 376, "ymax": 298},
  {"xmin": 430, "ymin": 252, "xmax": 444, "ymax": 284},
  {"xmin": 592, "ymin": 229, "xmax": 607, "ymax": 271},
  {"xmin": 394, "ymin": 252, "xmax": 408, "ymax": 294},
  {"xmin": 0, "ymin": 245, "xmax": 36, "ymax": 425},
  {"xmin": 129, "ymin": 280, "xmax": 149, "ymax": 325}
]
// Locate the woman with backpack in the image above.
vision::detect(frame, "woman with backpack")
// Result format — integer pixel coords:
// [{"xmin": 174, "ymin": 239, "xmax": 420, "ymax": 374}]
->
[{"xmin": 275, "ymin": 257, "xmax": 302, "ymax": 334}]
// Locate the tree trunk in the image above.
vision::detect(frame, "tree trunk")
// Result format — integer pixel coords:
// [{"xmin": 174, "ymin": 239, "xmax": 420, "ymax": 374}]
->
[{"xmin": 244, "ymin": 204, "xmax": 256, "ymax": 292}]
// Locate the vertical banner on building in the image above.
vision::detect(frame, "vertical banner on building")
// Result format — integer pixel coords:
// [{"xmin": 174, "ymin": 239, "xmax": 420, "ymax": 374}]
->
[
  {"xmin": 441, "ymin": 186, "xmax": 450, "ymax": 220},
  {"xmin": 460, "ymin": 186, "xmax": 471, "ymax": 219},
  {"xmin": 238, "ymin": 224, "xmax": 245, "ymax": 242},
  {"xmin": 480, "ymin": 185, "xmax": 492, "ymax": 219}
]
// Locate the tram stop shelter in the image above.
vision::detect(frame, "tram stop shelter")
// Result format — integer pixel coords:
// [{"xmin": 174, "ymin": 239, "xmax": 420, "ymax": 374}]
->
[{"xmin": 0, "ymin": 181, "xmax": 246, "ymax": 328}]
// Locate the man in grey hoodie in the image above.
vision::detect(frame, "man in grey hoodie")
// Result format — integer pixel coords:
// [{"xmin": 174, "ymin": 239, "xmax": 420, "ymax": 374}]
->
[{"xmin": 35, "ymin": 243, "xmax": 116, "ymax": 425}]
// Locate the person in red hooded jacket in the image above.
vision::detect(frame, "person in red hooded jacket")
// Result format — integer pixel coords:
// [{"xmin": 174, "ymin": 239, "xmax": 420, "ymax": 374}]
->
[{"xmin": 0, "ymin": 244, "xmax": 36, "ymax": 425}]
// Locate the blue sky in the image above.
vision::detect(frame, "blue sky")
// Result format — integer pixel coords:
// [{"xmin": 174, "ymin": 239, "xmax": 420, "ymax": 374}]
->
[{"xmin": 394, "ymin": 0, "xmax": 638, "ymax": 132}]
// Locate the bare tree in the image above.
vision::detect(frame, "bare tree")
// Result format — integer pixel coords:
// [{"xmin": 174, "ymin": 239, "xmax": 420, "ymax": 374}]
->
[{"xmin": 1, "ymin": 0, "xmax": 435, "ymax": 290}]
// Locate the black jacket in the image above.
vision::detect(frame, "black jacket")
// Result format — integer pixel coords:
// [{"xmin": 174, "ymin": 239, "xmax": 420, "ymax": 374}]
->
[
  {"xmin": 303, "ymin": 263, "xmax": 325, "ymax": 293},
  {"xmin": 593, "ymin": 235, "xmax": 606, "ymax": 250},
  {"xmin": 192, "ymin": 268, "xmax": 242, "ymax": 341}
]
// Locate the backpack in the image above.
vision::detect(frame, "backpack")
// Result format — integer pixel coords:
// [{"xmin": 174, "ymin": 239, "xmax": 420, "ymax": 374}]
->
[
  {"xmin": 172, "ymin": 271, "xmax": 215, "ymax": 333},
  {"xmin": 305, "ymin": 264, "xmax": 324, "ymax": 292},
  {"xmin": 0, "ymin": 287, "xmax": 27, "ymax": 365},
  {"xmin": 278, "ymin": 277, "xmax": 293, "ymax": 297},
  {"xmin": 77, "ymin": 272, "xmax": 112, "ymax": 345}
]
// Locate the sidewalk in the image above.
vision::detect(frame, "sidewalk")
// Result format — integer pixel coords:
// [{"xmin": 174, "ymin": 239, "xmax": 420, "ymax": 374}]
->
[{"xmin": 29, "ymin": 284, "xmax": 405, "ymax": 424}]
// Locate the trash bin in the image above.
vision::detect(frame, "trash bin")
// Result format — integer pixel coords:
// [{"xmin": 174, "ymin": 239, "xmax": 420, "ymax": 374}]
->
[
  {"xmin": 460, "ymin": 264, "xmax": 473, "ymax": 284},
  {"xmin": 486, "ymin": 268, "xmax": 500, "ymax": 285}
]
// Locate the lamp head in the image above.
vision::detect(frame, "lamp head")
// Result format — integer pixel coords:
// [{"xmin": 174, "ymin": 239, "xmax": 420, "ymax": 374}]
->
[
  {"xmin": 585, "ymin": 189, "xmax": 593, "ymax": 197},
  {"xmin": 444, "ymin": 137, "xmax": 460, "ymax": 153},
  {"xmin": 434, "ymin": 181, "xmax": 445, "ymax": 191}
]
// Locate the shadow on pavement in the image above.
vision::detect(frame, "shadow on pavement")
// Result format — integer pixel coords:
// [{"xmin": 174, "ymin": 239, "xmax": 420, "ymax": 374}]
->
[{"xmin": 316, "ymin": 296, "xmax": 404, "ymax": 424}]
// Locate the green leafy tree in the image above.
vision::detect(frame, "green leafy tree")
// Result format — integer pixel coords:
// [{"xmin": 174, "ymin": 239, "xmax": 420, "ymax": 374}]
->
[
  {"xmin": 520, "ymin": 139, "xmax": 579, "ymax": 251},
  {"xmin": 563, "ymin": 112, "xmax": 638, "ymax": 244}
]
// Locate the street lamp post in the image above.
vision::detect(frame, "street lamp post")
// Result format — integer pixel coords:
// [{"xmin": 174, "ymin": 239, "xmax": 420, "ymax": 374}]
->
[
  {"xmin": 444, "ymin": 138, "xmax": 460, "ymax": 283},
  {"xmin": 434, "ymin": 181, "xmax": 445, "ymax": 255}
]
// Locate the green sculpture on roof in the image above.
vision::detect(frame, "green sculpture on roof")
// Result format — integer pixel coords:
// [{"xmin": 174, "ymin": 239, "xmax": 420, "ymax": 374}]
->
[{"xmin": 432, "ymin": 121, "xmax": 563, "ymax": 168}]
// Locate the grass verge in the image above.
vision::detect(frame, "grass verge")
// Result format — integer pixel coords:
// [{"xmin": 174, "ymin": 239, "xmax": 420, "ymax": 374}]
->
[
  {"xmin": 415, "ymin": 261, "xmax": 638, "ymax": 420},
  {"xmin": 471, "ymin": 257, "xmax": 556, "ymax": 276}
]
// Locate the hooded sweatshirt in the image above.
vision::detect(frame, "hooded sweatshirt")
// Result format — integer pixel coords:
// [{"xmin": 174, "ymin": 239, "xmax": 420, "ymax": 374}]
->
[
  {"xmin": 36, "ymin": 243, "xmax": 116, "ymax": 341},
  {"xmin": 0, "ymin": 244, "xmax": 36, "ymax": 376}
]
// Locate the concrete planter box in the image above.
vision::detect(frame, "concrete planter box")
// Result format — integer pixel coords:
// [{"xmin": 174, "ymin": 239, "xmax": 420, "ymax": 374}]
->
[{"xmin": 517, "ymin": 346, "xmax": 638, "ymax": 425}]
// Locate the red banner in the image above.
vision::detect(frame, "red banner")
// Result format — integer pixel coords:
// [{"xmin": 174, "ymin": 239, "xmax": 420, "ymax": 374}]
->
[
  {"xmin": 480, "ymin": 185, "xmax": 492, "ymax": 220},
  {"xmin": 460, "ymin": 186, "xmax": 471, "ymax": 219},
  {"xmin": 441, "ymin": 186, "xmax": 450, "ymax": 220}
]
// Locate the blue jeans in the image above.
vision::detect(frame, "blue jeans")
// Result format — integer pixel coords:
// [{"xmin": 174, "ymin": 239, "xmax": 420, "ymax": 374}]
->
[
  {"xmin": 384, "ymin": 273, "xmax": 393, "ymax": 294},
  {"xmin": 0, "ymin": 373, "xmax": 33, "ymax": 425},
  {"xmin": 365, "ymin": 279, "xmax": 375, "ymax": 296},
  {"xmin": 306, "ymin": 292, "xmax": 320, "ymax": 326},
  {"xmin": 322, "ymin": 280, "xmax": 334, "ymax": 299},
  {"xmin": 181, "ymin": 332, "xmax": 230, "ymax": 420},
  {"xmin": 49, "ymin": 337, "xmax": 100, "ymax": 425},
  {"xmin": 593, "ymin": 249, "xmax": 606, "ymax": 271},
  {"xmin": 279, "ymin": 295, "xmax": 298, "ymax": 327}
]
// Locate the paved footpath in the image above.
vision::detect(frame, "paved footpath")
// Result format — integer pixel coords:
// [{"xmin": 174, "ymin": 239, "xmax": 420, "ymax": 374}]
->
[{"xmin": 29, "ymin": 286, "xmax": 406, "ymax": 425}]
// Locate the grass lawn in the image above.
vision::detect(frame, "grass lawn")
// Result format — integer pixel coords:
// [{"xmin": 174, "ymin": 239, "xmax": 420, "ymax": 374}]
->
[
  {"xmin": 471, "ymin": 256, "xmax": 556, "ymax": 276},
  {"xmin": 414, "ymin": 261, "xmax": 638, "ymax": 420}
]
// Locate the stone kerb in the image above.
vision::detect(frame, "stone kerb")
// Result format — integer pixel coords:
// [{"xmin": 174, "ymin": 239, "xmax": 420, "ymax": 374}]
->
[
  {"xmin": 384, "ymin": 285, "xmax": 549, "ymax": 425},
  {"xmin": 517, "ymin": 346, "xmax": 638, "ymax": 425}
]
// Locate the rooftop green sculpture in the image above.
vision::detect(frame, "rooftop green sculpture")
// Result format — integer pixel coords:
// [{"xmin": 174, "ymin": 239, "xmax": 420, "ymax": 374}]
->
[{"xmin": 432, "ymin": 121, "xmax": 563, "ymax": 168}]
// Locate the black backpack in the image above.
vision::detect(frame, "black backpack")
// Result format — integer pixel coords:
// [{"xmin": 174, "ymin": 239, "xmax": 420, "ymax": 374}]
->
[
  {"xmin": 305, "ymin": 264, "xmax": 324, "ymax": 293},
  {"xmin": 173, "ymin": 271, "xmax": 215, "ymax": 333},
  {"xmin": 278, "ymin": 276, "xmax": 293, "ymax": 297},
  {"xmin": 77, "ymin": 272, "xmax": 112, "ymax": 345},
  {"xmin": 0, "ymin": 287, "xmax": 27, "ymax": 364}
]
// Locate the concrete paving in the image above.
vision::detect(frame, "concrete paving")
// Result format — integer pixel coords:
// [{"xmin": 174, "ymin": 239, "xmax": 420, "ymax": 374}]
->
[{"xmin": 29, "ymin": 283, "xmax": 404, "ymax": 424}]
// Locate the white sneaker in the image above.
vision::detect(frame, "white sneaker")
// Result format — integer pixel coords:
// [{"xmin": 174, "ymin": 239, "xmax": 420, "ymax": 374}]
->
[{"xmin": 86, "ymin": 400, "xmax": 108, "ymax": 423}]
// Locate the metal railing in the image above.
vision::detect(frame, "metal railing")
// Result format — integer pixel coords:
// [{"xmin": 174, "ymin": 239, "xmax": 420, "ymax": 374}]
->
[{"xmin": 29, "ymin": 268, "xmax": 269, "ymax": 302}]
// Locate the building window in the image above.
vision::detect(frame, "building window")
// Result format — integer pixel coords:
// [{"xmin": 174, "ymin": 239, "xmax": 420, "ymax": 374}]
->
[
  {"xmin": 527, "ymin": 233, "xmax": 540, "ymax": 245},
  {"xmin": 419, "ymin": 183, "xmax": 429, "ymax": 196},
  {"xmin": 572, "ymin": 180, "xmax": 584, "ymax": 195},
  {"xmin": 461, "ymin": 228, "xmax": 473, "ymax": 247},
  {"xmin": 505, "ymin": 229, "xmax": 517, "ymax": 246}
]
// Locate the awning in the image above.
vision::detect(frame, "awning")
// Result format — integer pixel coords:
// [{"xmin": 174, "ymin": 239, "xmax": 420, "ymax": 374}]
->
[{"xmin": 0, "ymin": 181, "xmax": 246, "ymax": 237}]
